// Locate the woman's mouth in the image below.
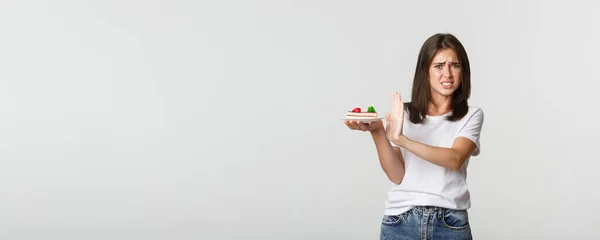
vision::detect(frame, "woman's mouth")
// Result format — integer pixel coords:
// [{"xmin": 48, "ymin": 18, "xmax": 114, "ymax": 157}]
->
[{"xmin": 441, "ymin": 81, "xmax": 453, "ymax": 89}]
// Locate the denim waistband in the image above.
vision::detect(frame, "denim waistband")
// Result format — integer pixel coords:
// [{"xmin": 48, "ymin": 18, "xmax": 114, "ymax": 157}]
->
[{"xmin": 410, "ymin": 206, "xmax": 446, "ymax": 218}]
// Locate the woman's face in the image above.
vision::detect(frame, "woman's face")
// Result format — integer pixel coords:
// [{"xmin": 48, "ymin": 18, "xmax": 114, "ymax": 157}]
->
[{"xmin": 428, "ymin": 48, "xmax": 462, "ymax": 98}]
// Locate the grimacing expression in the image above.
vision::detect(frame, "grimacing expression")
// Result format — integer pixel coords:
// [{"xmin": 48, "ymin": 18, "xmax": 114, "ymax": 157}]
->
[{"xmin": 428, "ymin": 48, "xmax": 462, "ymax": 98}]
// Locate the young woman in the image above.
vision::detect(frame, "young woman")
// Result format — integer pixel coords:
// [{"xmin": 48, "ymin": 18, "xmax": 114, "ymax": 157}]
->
[{"xmin": 344, "ymin": 33, "xmax": 484, "ymax": 240}]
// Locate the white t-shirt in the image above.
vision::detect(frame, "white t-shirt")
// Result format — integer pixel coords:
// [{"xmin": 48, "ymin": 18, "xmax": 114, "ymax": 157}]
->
[{"xmin": 384, "ymin": 105, "xmax": 484, "ymax": 216}]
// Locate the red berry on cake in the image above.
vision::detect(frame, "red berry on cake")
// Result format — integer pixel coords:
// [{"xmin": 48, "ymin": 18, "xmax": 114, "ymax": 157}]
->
[{"xmin": 352, "ymin": 107, "xmax": 361, "ymax": 113}]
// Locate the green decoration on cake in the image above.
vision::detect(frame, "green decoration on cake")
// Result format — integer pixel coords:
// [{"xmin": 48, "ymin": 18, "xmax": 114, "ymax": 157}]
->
[{"xmin": 367, "ymin": 106, "xmax": 376, "ymax": 112}]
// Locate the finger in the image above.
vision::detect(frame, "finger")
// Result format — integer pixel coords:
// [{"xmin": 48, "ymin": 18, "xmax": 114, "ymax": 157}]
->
[
  {"xmin": 393, "ymin": 92, "xmax": 400, "ymax": 115},
  {"xmin": 346, "ymin": 120, "xmax": 358, "ymax": 130},
  {"xmin": 347, "ymin": 121, "xmax": 360, "ymax": 130},
  {"xmin": 356, "ymin": 121, "xmax": 365, "ymax": 131},
  {"xmin": 353, "ymin": 121, "xmax": 363, "ymax": 130},
  {"xmin": 344, "ymin": 120, "xmax": 354, "ymax": 129},
  {"xmin": 391, "ymin": 93, "xmax": 397, "ymax": 115},
  {"xmin": 396, "ymin": 92, "xmax": 401, "ymax": 114},
  {"xmin": 357, "ymin": 121, "xmax": 370, "ymax": 131},
  {"xmin": 399, "ymin": 93, "xmax": 403, "ymax": 105},
  {"xmin": 385, "ymin": 113, "xmax": 392, "ymax": 130},
  {"xmin": 398, "ymin": 94, "xmax": 404, "ymax": 116}
]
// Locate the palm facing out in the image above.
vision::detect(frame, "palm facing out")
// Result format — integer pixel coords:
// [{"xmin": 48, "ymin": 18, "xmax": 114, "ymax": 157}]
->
[{"xmin": 385, "ymin": 92, "xmax": 404, "ymax": 143}]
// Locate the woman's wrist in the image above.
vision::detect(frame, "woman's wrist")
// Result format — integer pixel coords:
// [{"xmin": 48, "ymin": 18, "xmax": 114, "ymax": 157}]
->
[
  {"xmin": 370, "ymin": 128, "xmax": 386, "ymax": 135},
  {"xmin": 388, "ymin": 134, "xmax": 408, "ymax": 147},
  {"xmin": 396, "ymin": 135, "xmax": 410, "ymax": 148}
]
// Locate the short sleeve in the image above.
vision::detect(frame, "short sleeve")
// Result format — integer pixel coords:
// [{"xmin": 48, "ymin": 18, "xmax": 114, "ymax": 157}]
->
[{"xmin": 457, "ymin": 108, "xmax": 484, "ymax": 156}]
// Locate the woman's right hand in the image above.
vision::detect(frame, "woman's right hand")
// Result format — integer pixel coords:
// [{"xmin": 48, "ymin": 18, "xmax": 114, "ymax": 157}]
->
[{"xmin": 344, "ymin": 119, "xmax": 384, "ymax": 133}]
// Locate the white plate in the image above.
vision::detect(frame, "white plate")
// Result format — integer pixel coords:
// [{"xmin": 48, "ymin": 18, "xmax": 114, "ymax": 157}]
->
[{"xmin": 341, "ymin": 117, "xmax": 383, "ymax": 123}]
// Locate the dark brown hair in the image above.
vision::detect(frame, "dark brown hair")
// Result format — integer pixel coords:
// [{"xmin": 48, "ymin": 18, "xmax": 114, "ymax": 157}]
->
[{"xmin": 406, "ymin": 33, "xmax": 471, "ymax": 124}]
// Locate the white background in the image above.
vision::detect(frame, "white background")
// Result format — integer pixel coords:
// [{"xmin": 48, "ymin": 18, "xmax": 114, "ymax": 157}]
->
[{"xmin": 1, "ymin": 0, "xmax": 599, "ymax": 239}]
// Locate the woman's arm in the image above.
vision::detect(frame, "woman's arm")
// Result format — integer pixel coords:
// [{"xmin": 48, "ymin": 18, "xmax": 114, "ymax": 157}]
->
[
  {"xmin": 371, "ymin": 128, "xmax": 405, "ymax": 184},
  {"xmin": 394, "ymin": 136, "xmax": 476, "ymax": 171}
]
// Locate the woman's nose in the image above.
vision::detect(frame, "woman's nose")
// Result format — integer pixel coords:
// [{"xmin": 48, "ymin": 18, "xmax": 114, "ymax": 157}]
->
[{"xmin": 443, "ymin": 66, "xmax": 452, "ymax": 78}]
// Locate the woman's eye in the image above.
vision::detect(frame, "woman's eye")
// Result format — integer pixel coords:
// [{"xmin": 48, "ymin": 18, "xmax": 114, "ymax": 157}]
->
[
  {"xmin": 434, "ymin": 65, "xmax": 442, "ymax": 69},
  {"xmin": 452, "ymin": 64, "xmax": 461, "ymax": 68}
]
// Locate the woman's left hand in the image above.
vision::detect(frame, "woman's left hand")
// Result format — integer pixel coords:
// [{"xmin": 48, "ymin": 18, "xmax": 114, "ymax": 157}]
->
[{"xmin": 385, "ymin": 92, "xmax": 405, "ymax": 144}]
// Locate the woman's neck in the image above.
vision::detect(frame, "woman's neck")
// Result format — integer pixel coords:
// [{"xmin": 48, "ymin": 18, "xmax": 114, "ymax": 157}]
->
[{"xmin": 428, "ymin": 95, "xmax": 452, "ymax": 116}]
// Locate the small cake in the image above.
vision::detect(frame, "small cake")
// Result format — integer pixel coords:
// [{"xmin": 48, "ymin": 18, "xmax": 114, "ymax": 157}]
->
[{"xmin": 346, "ymin": 106, "xmax": 377, "ymax": 119}]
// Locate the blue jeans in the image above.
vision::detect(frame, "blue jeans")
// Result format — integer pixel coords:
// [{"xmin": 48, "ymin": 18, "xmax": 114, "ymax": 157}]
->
[{"xmin": 380, "ymin": 206, "xmax": 472, "ymax": 240}]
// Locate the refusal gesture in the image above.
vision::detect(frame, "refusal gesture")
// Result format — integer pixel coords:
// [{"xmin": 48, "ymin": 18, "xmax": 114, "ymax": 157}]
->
[{"xmin": 385, "ymin": 92, "xmax": 404, "ymax": 143}]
